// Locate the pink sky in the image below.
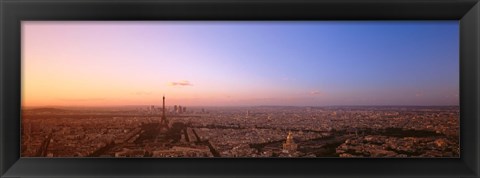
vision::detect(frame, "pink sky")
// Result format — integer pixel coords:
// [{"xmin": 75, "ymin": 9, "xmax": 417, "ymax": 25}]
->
[{"xmin": 22, "ymin": 21, "xmax": 459, "ymax": 107}]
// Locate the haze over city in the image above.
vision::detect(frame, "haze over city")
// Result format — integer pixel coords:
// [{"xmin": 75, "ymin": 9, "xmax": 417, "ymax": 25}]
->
[
  {"xmin": 22, "ymin": 21, "xmax": 458, "ymax": 107},
  {"xmin": 21, "ymin": 21, "xmax": 459, "ymax": 158}
]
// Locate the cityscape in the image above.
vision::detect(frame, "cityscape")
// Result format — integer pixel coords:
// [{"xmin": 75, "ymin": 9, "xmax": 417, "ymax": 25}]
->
[
  {"xmin": 21, "ymin": 96, "xmax": 459, "ymax": 157},
  {"xmin": 21, "ymin": 21, "xmax": 459, "ymax": 157}
]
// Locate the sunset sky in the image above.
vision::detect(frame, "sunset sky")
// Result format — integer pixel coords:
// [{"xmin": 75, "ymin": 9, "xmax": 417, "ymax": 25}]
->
[{"xmin": 22, "ymin": 21, "xmax": 459, "ymax": 107}]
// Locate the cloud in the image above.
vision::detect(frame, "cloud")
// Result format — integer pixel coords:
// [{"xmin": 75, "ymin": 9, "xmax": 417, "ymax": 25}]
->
[
  {"xmin": 309, "ymin": 90, "xmax": 322, "ymax": 95},
  {"xmin": 169, "ymin": 80, "xmax": 193, "ymax": 86}
]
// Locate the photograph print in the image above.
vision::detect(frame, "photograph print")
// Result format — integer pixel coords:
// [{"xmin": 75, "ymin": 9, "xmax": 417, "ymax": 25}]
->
[{"xmin": 21, "ymin": 21, "xmax": 459, "ymax": 158}]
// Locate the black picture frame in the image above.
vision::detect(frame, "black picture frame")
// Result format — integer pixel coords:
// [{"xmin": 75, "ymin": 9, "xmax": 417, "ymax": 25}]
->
[{"xmin": 1, "ymin": 0, "xmax": 479, "ymax": 177}]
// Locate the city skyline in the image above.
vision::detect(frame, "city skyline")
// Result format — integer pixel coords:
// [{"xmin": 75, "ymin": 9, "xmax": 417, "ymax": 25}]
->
[{"xmin": 22, "ymin": 21, "xmax": 459, "ymax": 107}]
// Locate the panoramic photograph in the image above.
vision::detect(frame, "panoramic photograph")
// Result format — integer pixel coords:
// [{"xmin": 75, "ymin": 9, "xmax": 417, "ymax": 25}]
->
[{"xmin": 21, "ymin": 21, "xmax": 459, "ymax": 158}]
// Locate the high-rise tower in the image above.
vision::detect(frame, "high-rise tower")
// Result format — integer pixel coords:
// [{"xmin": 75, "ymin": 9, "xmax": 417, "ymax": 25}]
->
[
  {"xmin": 160, "ymin": 95, "xmax": 168, "ymax": 129},
  {"xmin": 162, "ymin": 95, "xmax": 166, "ymax": 119}
]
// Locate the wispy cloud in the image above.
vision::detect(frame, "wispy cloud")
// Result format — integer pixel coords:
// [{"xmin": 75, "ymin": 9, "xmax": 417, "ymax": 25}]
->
[
  {"xmin": 169, "ymin": 80, "xmax": 193, "ymax": 86},
  {"xmin": 309, "ymin": 90, "xmax": 322, "ymax": 95}
]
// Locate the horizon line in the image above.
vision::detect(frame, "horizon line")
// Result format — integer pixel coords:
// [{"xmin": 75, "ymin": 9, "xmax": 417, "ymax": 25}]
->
[{"xmin": 22, "ymin": 104, "xmax": 461, "ymax": 108}]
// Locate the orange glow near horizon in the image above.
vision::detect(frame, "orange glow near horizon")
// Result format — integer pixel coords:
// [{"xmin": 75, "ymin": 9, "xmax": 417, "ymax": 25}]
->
[{"xmin": 22, "ymin": 21, "xmax": 459, "ymax": 107}]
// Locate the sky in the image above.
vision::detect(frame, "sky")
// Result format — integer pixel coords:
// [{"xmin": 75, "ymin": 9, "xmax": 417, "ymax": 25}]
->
[{"xmin": 22, "ymin": 21, "xmax": 459, "ymax": 107}]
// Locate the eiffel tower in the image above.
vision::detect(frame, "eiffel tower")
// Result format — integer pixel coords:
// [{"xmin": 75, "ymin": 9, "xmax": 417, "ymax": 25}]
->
[{"xmin": 159, "ymin": 95, "xmax": 169, "ymax": 130}]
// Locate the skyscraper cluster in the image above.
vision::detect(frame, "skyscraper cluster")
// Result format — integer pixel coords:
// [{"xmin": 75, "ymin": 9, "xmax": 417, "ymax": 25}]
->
[{"xmin": 173, "ymin": 105, "xmax": 186, "ymax": 114}]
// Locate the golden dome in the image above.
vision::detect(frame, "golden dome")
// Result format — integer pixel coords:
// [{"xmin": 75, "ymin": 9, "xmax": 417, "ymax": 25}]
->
[{"xmin": 286, "ymin": 131, "xmax": 294, "ymax": 143}]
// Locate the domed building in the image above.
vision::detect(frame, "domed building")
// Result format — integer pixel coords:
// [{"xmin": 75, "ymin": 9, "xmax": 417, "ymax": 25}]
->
[{"xmin": 282, "ymin": 131, "xmax": 298, "ymax": 153}]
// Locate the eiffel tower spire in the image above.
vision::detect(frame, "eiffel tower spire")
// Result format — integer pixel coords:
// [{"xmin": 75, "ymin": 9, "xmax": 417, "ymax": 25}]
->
[
  {"xmin": 160, "ymin": 95, "xmax": 168, "ymax": 128},
  {"xmin": 162, "ymin": 95, "xmax": 165, "ymax": 119}
]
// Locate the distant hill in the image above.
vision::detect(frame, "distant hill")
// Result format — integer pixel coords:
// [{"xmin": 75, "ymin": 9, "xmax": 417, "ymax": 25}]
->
[{"xmin": 26, "ymin": 108, "xmax": 68, "ymax": 112}]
